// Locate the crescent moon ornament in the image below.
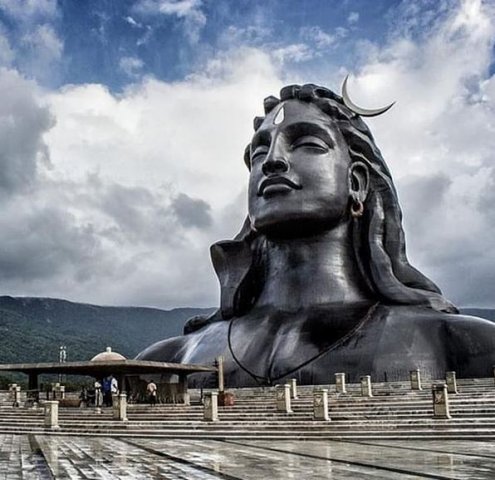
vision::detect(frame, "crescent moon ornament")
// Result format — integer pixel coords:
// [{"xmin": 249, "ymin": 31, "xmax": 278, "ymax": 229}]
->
[{"xmin": 341, "ymin": 75, "xmax": 395, "ymax": 117}]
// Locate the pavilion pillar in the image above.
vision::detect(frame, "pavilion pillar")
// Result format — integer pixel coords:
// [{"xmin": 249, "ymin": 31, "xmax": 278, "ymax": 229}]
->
[
  {"xmin": 116, "ymin": 374, "xmax": 125, "ymax": 394},
  {"xmin": 177, "ymin": 374, "xmax": 190, "ymax": 405},
  {"xmin": 28, "ymin": 372, "xmax": 39, "ymax": 391}
]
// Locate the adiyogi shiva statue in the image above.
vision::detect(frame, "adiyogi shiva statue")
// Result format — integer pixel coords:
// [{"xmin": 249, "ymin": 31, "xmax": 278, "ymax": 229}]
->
[{"xmin": 138, "ymin": 80, "xmax": 495, "ymax": 387}]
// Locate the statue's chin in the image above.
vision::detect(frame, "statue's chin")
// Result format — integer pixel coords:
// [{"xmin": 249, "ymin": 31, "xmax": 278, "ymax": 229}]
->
[{"xmin": 251, "ymin": 216, "xmax": 346, "ymax": 239}]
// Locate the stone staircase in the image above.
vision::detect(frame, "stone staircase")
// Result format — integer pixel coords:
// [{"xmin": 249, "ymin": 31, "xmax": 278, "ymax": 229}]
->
[{"xmin": 0, "ymin": 378, "xmax": 494, "ymax": 440}]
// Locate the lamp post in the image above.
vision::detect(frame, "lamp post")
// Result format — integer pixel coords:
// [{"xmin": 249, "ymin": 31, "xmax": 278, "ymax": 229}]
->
[{"xmin": 58, "ymin": 345, "xmax": 67, "ymax": 383}]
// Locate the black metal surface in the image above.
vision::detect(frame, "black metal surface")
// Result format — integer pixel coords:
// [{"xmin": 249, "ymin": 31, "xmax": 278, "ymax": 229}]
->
[{"xmin": 137, "ymin": 84, "xmax": 495, "ymax": 387}]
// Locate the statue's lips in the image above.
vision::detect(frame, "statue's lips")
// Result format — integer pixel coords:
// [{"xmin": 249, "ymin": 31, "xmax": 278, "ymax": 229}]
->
[{"xmin": 258, "ymin": 176, "xmax": 302, "ymax": 197}]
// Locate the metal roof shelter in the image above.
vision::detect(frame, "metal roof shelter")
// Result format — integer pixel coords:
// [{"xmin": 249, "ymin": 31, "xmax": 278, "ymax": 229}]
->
[{"xmin": 0, "ymin": 360, "xmax": 217, "ymax": 390}]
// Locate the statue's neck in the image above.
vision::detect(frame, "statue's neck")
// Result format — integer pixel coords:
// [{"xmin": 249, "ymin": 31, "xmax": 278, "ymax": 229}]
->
[{"xmin": 255, "ymin": 222, "xmax": 373, "ymax": 311}]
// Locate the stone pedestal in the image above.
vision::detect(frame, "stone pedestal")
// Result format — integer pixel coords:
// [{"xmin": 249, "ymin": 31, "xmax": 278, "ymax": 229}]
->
[
  {"xmin": 410, "ymin": 369, "xmax": 422, "ymax": 390},
  {"xmin": 276, "ymin": 384, "xmax": 292, "ymax": 413},
  {"xmin": 177, "ymin": 392, "xmax": 191, "ymax": 406},
  {"xmin": 44, "ymin": 401, "xmax": 59, "ymax": 429},
  {"xmin": 432, "ymin": 384, "xmax": 451, "ymax": 419},
  {"xmin": 446, "ymin": 371, "xmax": 458, "ymax": 394},
  {"xmin": 335, "ymin": 373, "xmax": 346, "ymax": 394},
  {"xmin": 360, "ymin": 375, "xmax": 372, "ymax": 397},
  {"xmin": 113, "ymin": 393, "xmax": 127, "ymax": 421},
  {"xmin": 289, "ymin": 378, "xmax": 298, "ymax": 399},
  {"xmin": 313, "ymin": 388, "xmax": 330, "ymax": 421},
  {"xmin": 204, "ymin": 392, "xmax": 218, "ymax": 422},
  {"xmin": 216, "ymin": 356, "xmax": 224, "ymax": 392}
]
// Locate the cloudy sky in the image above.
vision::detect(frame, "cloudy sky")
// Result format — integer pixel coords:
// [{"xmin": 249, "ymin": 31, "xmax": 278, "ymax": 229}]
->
[{"xmin": 0, "ymin": 0, "xmax": 494, "ymax": 309}]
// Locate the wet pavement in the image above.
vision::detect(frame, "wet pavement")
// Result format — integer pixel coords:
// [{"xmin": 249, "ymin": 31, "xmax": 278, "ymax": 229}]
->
[{"xmin": 1, "ymin": 434, "xmax": 494, "ymax": 479}]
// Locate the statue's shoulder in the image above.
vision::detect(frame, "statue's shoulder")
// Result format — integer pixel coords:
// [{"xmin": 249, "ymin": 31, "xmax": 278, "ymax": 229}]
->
[
  {"xmin": 135, "ymin": 334, "xmax": 190, "ymax": 363},
  {"xmin": 383, "ymin": 305, "xmax": 495, "ymax": 330},
  {"xmin": 136, "ymin": 319, "xmax": 229, "ymax": 364},
  {"xmin": 183, "ymin": 310, "xmax": 223, "ymax": 334},
  {"xmin": 380, "ymin": 305, "xmax": 495, "ymax": 368}
]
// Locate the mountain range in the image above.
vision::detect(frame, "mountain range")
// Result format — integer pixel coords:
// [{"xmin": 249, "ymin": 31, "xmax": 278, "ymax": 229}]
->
[
  {"xmin": 0, "ymin": 296, "xmax": 214, "ymax": 364},
  {"xmin": 0, "ymin": 295, "xmax": 493, "ymax": 365}
]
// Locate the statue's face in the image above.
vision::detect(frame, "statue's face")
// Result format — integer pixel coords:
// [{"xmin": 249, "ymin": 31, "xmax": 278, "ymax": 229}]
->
[{"xmin": 248, "ymin": 99, "xmax": 352, "ymax": 234}]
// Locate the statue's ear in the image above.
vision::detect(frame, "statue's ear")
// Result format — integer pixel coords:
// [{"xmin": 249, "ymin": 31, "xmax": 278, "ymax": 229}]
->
[
  {"xmin": 244, "ymin": 144, "xmax": 252, "ymax": 170},
  {"xmin": 349, "ymin": 161, "xmax": 369, "ymax": 202},
  {"xmin": 210, "ymin": 238, "xmax": 255, "ymax": 320}
]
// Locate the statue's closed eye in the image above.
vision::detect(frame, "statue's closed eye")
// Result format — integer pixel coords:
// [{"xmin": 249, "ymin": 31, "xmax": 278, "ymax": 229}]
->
[
  {"xmin": 291, "ymin": 136, "xmax": 329, "ymax": 152},
  {"xmin": 251, "ymin": 146, "xmax": 269, "ymax": 163}
]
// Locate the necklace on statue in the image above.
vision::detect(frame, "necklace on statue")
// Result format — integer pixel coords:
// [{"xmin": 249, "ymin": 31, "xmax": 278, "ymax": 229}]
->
[{"xmin": 227, "ymin": 302, "xmax": 380, "ymax": 386}]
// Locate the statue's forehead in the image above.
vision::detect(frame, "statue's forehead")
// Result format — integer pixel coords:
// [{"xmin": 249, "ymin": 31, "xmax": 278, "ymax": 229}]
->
[{"xmin": 261, "ymin": 99, "xmax": 331, "ymax": 130}]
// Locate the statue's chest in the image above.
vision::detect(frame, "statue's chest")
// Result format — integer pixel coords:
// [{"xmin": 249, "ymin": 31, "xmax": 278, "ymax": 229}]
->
[{"xmin": 225, "ymin": 310, "xmax": 359, "ymax": 383}]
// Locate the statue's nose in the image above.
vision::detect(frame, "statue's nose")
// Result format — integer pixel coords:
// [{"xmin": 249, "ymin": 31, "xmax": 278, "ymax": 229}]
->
[{"xmin": 262, "ymin": 156, "xmax": 289, "ymax": 176}]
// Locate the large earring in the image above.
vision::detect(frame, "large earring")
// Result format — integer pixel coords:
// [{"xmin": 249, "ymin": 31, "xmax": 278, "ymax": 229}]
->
[{"xmin": 350, "ymin": 199, "xmax": 364, "ymax": 218}]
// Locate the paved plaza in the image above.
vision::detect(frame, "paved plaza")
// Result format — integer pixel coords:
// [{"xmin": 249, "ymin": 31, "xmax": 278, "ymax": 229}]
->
[{"xmin": 0, "ymin": 434, "xmax": 493, "ymax": 479}]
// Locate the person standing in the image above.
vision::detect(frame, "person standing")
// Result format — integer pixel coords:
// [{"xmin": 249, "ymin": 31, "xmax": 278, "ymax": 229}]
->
[
  {"xmin": 94, "ymin": 380, "xmax": 103, "ymax": 412},
  {"xmin": 147, "ymin": 380, "xmax": 157, "ymax": 406}
]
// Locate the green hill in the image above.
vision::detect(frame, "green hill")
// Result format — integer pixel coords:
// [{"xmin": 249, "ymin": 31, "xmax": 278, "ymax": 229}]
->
[
  {"xmin": 0, "ymin": 296, "xmax": 214, "ymax": 363},
  {"xmin": 0, "ymin": 296, "xmax": 492, "ymax": 366}
]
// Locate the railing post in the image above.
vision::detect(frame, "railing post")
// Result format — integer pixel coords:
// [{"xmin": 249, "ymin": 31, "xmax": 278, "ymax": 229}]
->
[
  {"xmin": 313, "ymin": 388, "xmax": 330, "ymax": 421},
  {"xmin": 360, "ymin": 375, "xmax": 372, "ymax": 397},
  {"xmin": 204, "ymin": 392, "xmax": 218, "ymax": 422},
  {"xmin": 446, "ymin": 371, "xmax": 458, "ymax": 394},
  {"xmin": 432, "ymin": 384, "xmax": 451, "ymax": 419},
  {"xmin": 410, "ymin": 369, "xmax": 422, "ymax": 390},
  {"xmin": 113, "ymin": 393, "xmax": 127, "ymax": 421},
  {"xmin": 216, "ymin": 356, "xmax": 224, "ymax": 393},
  {"xmin": 44, "ymin": 401, "xmax": 59, "ymax": 429},
  {"xmin": 335, "ymin": 373, "xmax": 346, "ymax": 394},
  {"xmin": 276, "ymin": 384, "xmax": 292, "ymax": 413}
]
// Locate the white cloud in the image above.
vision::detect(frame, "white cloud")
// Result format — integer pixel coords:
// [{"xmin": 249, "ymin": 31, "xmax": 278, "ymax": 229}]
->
[
  {"xmin": 21, "ymin": 24, "xmax": 63, "ymax": 63},
  {"xmin": 342, "ymin": 0, "xmax": 495, "ymax": 306},
  {"xmin": 272, "ymin": 44, "xmax": 314, "ymax": 64},
  {"xmin": 348, "ymin": 12, "xmax": 359, "ymax": 24},
  {"xmin": 134, "ymin": 0, "xmax": 206, "ymax": 43},
  {"xmin": 125, "ymin": 15, "xmax": 142, "ymax": 27},
  {"xmin": 0, "ymin": 29, "xmax": 14, "ymax": 66},
  {"xmin": 300, "ymin": 26, "xmax": 336, "ymax": 49},
  {"xmin": 119, "ymin": 56, "xmax": 144, "ymax": 77},
  {"xmin": 0, "ymin": 49, "xmax": 282, "ymax": 307},
  {"xmin": 0, "ymin": 0, "xmax": 495, "ymax": 310},
  {"xmin": 0, "ymin": 0, "xmax": 58, "ymax": 21},
  {"xmin": 0, "ymin": 68, "xmax": 53, "ymax": 193},
  {"xmin": 0, "ymin": 1, "xmax": 63, "ymax": 84}
]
